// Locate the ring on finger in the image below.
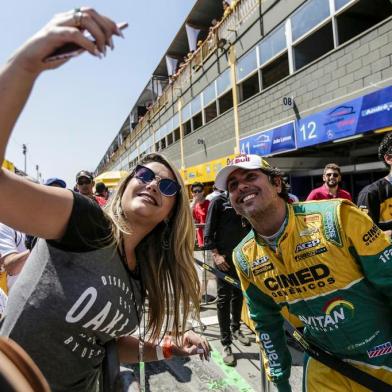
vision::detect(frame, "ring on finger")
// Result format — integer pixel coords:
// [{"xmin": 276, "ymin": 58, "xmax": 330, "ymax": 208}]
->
[{"xmin": 73, "ymin": 8, "xmax": 84, "ymax": 28}]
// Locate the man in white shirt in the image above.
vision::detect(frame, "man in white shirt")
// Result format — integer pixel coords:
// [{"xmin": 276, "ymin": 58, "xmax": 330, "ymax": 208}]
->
[{"xmin": 0, "ymin": 223, "xmax": 29, "ymax": 291}]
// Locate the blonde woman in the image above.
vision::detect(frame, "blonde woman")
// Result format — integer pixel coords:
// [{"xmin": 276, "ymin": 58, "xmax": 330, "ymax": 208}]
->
[{"xmin": 0, "ymin": 7, "xmax": 209, "ymax": 392}]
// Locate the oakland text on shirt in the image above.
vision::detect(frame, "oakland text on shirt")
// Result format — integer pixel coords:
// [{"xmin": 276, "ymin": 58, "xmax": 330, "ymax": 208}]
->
[
  {"xmin": 63, "ymin": 274, "xmax": 140, "ymax": 358},
  {"xmin": 63, "ymin": 334, "xmax": 104, "ymax": 360}
]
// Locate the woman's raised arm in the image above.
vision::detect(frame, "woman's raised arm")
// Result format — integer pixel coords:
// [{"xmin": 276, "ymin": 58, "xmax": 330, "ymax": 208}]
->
[{"xmin": 0, "ymin": 8, "xmax": 122, "ymax": 239}]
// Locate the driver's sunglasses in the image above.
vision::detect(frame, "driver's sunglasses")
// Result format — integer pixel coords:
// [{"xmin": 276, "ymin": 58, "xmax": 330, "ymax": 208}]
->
[
  {"xmin": 135, "ymin": 165, "xmax": 180, "ymax": 197},
  {"xmin": 77, "ymin": 178, "xmax": 92, "ymax": 186},
  {"xmin": 325, "ymin": 173, "xmax": 339, "ymax": 178}
]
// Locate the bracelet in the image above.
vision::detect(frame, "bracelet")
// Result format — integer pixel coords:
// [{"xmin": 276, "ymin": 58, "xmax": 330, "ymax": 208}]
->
[
  {"xmin": 162, "ymin": 336, "xmax": 173, "ymax": 359},
  {"xmin": 155, "ymin": 344, "xmax": 164, "ymax": 361}
]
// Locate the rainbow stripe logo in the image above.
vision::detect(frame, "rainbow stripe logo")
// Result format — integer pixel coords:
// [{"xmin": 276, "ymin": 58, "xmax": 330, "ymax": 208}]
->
[{"xmin": 323, "ymin": 297, "xmax": 355, "ymax": 322}]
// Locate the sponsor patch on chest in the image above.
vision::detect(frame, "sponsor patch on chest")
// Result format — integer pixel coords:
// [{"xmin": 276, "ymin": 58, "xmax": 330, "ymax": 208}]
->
[
  {"xmin": 251, "ymin": 256, "xmax": 273, "ymax": 275},
  {"xmin": 294, "ymin": 246, "xmax": 327, "ymax": 261},
  {"xmin": 323, "ymin": 210, "xmax": 342, "ymax": 246},
  {"xmin": 253, "ymin": 263, "xmax": 274, "ymax": 275},
  {"xmin": 295, "ymin": 239, "xmax": 320, "ymax": 253},
  {"xmin": 251, "ymin": 256, "xmax": 269, "ymax": 268},
  {"xmin": 363, "ymin": 224, "xmax": 381, "ymax": 246},
  {"xmin": 303, "ymin": 215, "xmax": 321, "ymax": 223},
  {"xmin": 299, "ymin": 227, "xmax": 319, "ymax": 237}
]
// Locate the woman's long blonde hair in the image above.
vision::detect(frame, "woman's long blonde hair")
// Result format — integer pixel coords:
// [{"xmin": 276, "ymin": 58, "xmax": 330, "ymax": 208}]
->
[{"xmin": 105, "ymin": 153, "xmax": 200, "ymax": 341}]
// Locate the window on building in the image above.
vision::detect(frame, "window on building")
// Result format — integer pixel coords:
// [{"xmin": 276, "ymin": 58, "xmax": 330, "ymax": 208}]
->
[
  {"xmin": 291, "ymin": 0, "xmax": 330, "ymax": 42},
  {"xmin": 172, "ymin": 113, "xmax": 179, "ymax": 129},
  {"xmin": 155, "ymin": 141, "xmax": 160, "ymax": 151},
  {"xmin": 218, "ymin": 91, "xmax": 233, "ymax": 114},
  {"xmin": 184, "ymin": 120, "xmax": 192, "ymax": 136},
  {"xmin": 191, "ymin": 95, "xmax": 202, "ymax": 115},
  {"xmin": 161, "ymin": 138, "xmax": 166, "ymax": 150},
  {"xmin": 237, "ymin": 48, "xmax": 257, "ymax": 82},
  {"xmin": 167, "ymin": 132, "xmax": 173, "ymax": 146},
  {"xmin": 192, "ymin": 112, "xmax": 203, "ymax": 131},
  {"xmin": 191, "ymin": 95, "xmax": 203, "ymax": 130},
  {"xmin": 259, "ymin": 23, "xmax": 287, "ymax": 66},
  {"xmin": 216, "ymin": 69, "xmax": 231, "ymax": 96},
  {"xmin": 293, "ymin": 22, "xmax": 334, "ymax": 70},
  {"xmin": 335, "ymin": 0, "xmax": 354, "ymax": 10},
  {"xmin": 336, "ymin": 0, "xmax": 392, "ymax": 45},
  {"xmin": 261, "ymin": 53, "xmax": 290, "ymax": 89},
  {"xmin": 174, "ymin": 127, "xmax": 181, "ymax": 142},
  {"xmin": 182, "ymin": 102, "xmax": 191, "ymax": 123},
  {"xmin": 203, "ymin": 82, "xmax": 216, "ymax": 106},
  {"xmin": 239, "ymin": 72, "xmax": 260, "ymax": 102},
  {"xmin": 155, "ymin": 125, "xmax": 163, "ymax": 144},
  {"xmin": 204, "ymin": 102, "xmax": 217, "ymax": 123}
]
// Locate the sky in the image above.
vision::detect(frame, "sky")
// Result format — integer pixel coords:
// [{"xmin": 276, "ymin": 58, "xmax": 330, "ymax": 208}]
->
[{"xmin": 0, "ymin": 0, "xmax": 195, "ymax": 188}]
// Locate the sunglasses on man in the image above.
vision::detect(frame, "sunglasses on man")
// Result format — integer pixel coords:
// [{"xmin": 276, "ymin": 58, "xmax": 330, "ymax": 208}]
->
[
  {"xmin": 325, "ymin": 173, "xmax": 339, "ymax": 178},
  {"xmin": 77, "ymin": 178, "xmax": 92, "ymax": 186},
  {"xmin": 135, "ymin": 165, "xmax": 180, "ymax": 197}
]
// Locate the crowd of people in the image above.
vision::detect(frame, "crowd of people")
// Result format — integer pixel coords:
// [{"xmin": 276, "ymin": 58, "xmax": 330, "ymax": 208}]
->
[
  {"xmin": 169, "ymin": 0, "xmax": 239, "ymax": 84},
  {"xmin": 0, "ymin": 5, "xmax": 391, "ymax": 392}
]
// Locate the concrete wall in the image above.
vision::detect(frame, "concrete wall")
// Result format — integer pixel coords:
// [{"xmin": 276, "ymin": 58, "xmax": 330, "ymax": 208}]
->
[
  {"xmin": 173, "ymin": 16, "xmax": 392, "ymax": 171},
  {"xmin": 111, "ymin": 1, "xmax": 392, "ymax": 173},
  {"xmin": 237, "ymin": 17, "xmax": 392, "ymax": 140}
]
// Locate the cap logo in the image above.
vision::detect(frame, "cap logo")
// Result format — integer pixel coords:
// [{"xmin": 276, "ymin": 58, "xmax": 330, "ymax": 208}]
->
[{"xmin": 231, "ymin": 155, "xmax": 251, "ymax": 165}]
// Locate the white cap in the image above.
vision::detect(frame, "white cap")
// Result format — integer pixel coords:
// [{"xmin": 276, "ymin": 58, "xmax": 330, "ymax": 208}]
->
[{"xmin": 215, "ymin": 154, "xmax": 271, "ymax": 190}]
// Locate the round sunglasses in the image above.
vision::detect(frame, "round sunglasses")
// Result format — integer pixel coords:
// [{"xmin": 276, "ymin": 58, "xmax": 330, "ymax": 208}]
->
[
  {"xmin": 135, "ymin": 165, "xmax": 180, "ymax": 197},
  {"xmin": 325, "ymin": 173, "xmax": 339, "ymax": 178}
]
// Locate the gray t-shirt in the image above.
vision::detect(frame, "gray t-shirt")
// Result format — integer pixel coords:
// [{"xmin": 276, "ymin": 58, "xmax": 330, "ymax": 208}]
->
[{"xmin": 0, "ymin": 192, "xmax": 143, "ymax": 391}]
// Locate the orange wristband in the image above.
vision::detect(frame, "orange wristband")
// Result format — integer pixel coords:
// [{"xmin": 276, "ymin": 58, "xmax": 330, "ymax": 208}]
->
[{"xmin": 162, "ymin": 336, "xmax": 173, "ymax": 359}]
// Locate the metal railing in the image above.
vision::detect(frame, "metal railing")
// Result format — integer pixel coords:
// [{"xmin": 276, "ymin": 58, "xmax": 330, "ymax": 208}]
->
[
  {"xmin": 100, "ymin": 0, "xmax": 260, "ymax": 174},
  {"xmin": 219, "ymin": 0, "xmax": 259, "ymax": 43}
]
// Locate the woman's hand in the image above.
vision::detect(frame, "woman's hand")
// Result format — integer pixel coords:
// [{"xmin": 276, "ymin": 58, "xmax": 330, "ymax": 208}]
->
[
  {"xmin": 172, "ymin": 330, "xmax": 211, "ymax": 360},
  {"xmin": 10, "ymin": 7, "xmax": 122, "ymax": 75}
]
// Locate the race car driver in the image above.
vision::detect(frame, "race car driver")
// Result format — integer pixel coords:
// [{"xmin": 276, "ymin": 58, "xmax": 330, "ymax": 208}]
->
[{"xmin": 214, "ymin": 154, "xmax": 392, "ymax": 392}]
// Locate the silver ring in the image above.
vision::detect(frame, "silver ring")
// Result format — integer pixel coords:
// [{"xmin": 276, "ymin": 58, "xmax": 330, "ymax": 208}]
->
[{"xmin": 73, "ymin": 8, "xmax": 83, "ymax": 28}]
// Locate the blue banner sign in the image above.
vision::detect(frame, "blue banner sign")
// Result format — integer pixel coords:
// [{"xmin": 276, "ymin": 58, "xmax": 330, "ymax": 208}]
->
[
  {"xmin": 296, "ymin": 85, "xmax": 392, "ymax": 148},
  {"xmin": 240, "ymin": 122, "xmax": 296, "ymax": 156}
]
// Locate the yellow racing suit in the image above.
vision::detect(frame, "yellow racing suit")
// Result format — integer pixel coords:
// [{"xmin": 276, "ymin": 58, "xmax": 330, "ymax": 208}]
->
[{"xmin": 233, "ymin": 199, "xmax": 392, "ymax": 391}]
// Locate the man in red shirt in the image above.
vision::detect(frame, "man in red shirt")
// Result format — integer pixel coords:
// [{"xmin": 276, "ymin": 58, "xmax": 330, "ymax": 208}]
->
[
  {"xmin": 306, "ymin": 163, "xmax": 352, "ymax": 201},
  {"xmin": 191, "ymin": 182, "xmax": 210, "ymax": 248},
  {"xmin": 76, "ymin": 170, "xmax": 107, "ymax": 207}
]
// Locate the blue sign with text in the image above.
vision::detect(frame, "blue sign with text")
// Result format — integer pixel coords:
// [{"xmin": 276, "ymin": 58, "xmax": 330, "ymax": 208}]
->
[
  {"xmin": 240, "ymin": 122, "xmax": 296, "ymax": 156},
  {"xmin": 296, "ymin": 85, "xmax": 392, "ymax": 148}
]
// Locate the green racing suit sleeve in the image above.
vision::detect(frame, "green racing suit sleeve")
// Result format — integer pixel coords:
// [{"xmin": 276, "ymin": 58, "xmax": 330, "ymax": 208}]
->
[{"xmin": 234, "ymin": 250, "xmax": 292, "ymax": 392}]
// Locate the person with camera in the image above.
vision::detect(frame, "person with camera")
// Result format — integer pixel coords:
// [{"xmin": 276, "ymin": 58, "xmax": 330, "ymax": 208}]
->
[{"xmin": 0, "ymin": 8, "xmax": 209, "ymax": 391}]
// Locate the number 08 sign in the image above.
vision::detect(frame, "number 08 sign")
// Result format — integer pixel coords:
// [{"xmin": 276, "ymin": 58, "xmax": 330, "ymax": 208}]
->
[{"xmin": 240, "ymin": 85, "xmax": 392, "ymax": 155}]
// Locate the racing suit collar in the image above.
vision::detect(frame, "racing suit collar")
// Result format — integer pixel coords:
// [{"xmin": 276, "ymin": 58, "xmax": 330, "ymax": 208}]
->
[{"xmin": 254, "ymin": 203, "xmax": 291, "ymax": 249}]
